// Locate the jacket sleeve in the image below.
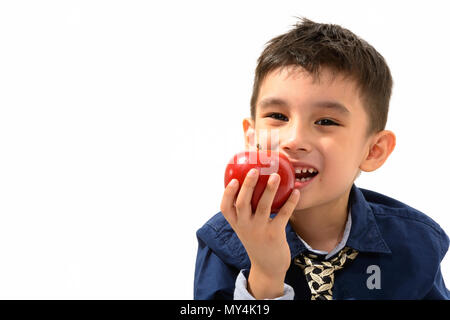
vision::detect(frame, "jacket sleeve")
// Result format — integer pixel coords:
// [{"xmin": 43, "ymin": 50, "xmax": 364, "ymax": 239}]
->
[
  {"xmin": 423, "ymin": 265, "xmax": 450, "ymax": 299},
  {"xmin": 194, "ymin": 236, "xmax": 239, "ymax": 300},
  {"xmin": 423, "ymin": 228, "xmax": 450, "ymax": 300}
]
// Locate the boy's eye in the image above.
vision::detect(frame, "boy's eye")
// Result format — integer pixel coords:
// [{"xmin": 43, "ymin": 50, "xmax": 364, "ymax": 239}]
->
[
  {"xmin": 264, "ymin": 113, "xmax": 340, "ymax": 126},
  {"xmin": 315, "ymin": 118, "xmax": 339, "ymax": 126},
  {"xmin": 266, "ymin": 113, "xmax": 288, "ymax": 121}
]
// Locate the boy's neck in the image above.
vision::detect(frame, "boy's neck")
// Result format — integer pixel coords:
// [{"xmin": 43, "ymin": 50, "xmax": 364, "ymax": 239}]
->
[{"xmin": 289, "ymin": 187, "xmax": 351, "ymax": 253}]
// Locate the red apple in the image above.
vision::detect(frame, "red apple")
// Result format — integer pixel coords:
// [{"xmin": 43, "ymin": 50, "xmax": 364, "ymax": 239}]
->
[{"xmin": 224, "ymin": 150, "xmax": 295, "ymax": 213}]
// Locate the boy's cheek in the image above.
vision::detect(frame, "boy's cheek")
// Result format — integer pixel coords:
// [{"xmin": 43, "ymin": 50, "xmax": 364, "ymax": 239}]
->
[{"xmin": 255, "ymin": 128, "xmax": 282, "ymax": 150}]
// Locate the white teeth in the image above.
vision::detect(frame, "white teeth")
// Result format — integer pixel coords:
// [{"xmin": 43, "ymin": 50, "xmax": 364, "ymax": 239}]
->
[
  {"xmin": 295, "ymin": 167, "xmax": 318, "ymax": 173},
  {"xmin": 296, "ymin": 177, "xmax": 312, "ymax": 182}
]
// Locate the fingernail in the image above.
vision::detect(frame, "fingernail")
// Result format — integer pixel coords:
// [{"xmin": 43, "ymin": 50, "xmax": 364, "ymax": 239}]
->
[
  {"xmin": 248, "ymin": 168, "xmax": 258, "ymax": 177},
  {"xmin": 269, "ymin": 173, "xmax": 279, "ymax": 184},
  {"xmin": 229, "ymin": 179, "xmax": 238, "ymax": 187}
]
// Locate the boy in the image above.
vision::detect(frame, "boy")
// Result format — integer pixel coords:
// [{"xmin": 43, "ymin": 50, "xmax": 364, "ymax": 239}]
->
[{"xmin": 194, "ymin": 18, "xmax": 449, "ymax": 299}]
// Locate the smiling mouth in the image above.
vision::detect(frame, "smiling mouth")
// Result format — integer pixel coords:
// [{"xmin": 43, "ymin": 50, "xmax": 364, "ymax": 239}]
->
[{"xmin": 295, "ymin": 167, "xmax": 319, "ymax": 183}]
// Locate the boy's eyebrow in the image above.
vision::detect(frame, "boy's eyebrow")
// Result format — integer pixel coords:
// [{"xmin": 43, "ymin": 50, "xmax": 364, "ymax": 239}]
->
[
  {"xmin": 258, "ymin": 97, "xmax": 350, "ymax": 115},
  {"xmin": 312, "ymin": 100, "xmax": 350, "ymax": 115},
  {"xmin": 258, "ymin": 97, "xmax": 289, "ymax": 110}
]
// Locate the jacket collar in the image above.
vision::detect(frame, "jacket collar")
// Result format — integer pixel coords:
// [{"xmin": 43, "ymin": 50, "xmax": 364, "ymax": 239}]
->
[{"xmin": 345, "ymin": 184, "xmax": 392, "ymax": 254}]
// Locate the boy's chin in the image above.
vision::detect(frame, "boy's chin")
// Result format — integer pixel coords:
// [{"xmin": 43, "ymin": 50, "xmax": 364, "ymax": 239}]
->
[{"xmin": 292, "ymin": 198, "xmax": 314, "ymax": 212}]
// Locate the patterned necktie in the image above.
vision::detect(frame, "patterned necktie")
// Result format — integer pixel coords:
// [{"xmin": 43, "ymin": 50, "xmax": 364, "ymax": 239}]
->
[{"xmin": 294, "ymin": 246, "xmax": 359, "ymax": 300}]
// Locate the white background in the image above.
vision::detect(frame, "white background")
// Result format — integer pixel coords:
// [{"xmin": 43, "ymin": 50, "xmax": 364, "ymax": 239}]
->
[{"xmin": 0, "ymin": 0, "xmax": 449, "ymax": 299}]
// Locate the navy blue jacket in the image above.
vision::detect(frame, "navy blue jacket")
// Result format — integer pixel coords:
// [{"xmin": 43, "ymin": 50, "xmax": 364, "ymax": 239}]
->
[{"xmin": 194, "ymin": 185, "xmax": 450, "ymax": 299}]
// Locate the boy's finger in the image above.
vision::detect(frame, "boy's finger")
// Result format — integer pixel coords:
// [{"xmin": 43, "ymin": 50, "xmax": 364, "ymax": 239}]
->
[
  {"xmin": 220, "ymin": 179, "xmax": 239, "ymax": 226},
  {"xmin": 234, "ymin": 168, "xmax": 260, "ymax": 221},
  {"xmin": 254, "ymin": 173, "xmax": 280, "ymax": 220},
  {"xmin": 272, "ymin": 189, "xmax": 300, "ymax": 228}
]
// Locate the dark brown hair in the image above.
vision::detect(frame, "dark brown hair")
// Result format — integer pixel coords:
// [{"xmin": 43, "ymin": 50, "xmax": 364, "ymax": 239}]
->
[{"xmin": 250, "ymin": 17, "xmax": 393, "ymax": 135}]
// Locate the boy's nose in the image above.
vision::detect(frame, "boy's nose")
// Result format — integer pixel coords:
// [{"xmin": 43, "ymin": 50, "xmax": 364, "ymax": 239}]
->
[
  {"xmin": 279, "ymin": 129, "xmax": 312, "ymax": 155},
  {"xmin": 281, "ymin": 142, "xmax": 310, "ymax": 155}
]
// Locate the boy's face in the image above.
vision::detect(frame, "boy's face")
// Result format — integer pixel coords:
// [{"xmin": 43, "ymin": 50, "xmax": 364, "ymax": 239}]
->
[{"xmin": 244, "ymin": 66, "xmax": 375, "ymax": 211}]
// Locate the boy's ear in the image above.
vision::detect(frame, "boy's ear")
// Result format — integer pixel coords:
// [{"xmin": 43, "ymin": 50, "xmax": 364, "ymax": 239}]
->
[
  {"xmin": 243, "ymin": 118, "xmax": 257, "ymax": 150},
  {"xmin": 360, "ymin": 130, "xmax": 396, "ymax": 172}
]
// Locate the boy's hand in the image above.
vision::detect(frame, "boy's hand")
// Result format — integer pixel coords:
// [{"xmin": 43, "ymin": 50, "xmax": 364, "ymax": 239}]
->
[{"xmin": 220, "ymin": 168, "xmax": 300, "ymax": 299}]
